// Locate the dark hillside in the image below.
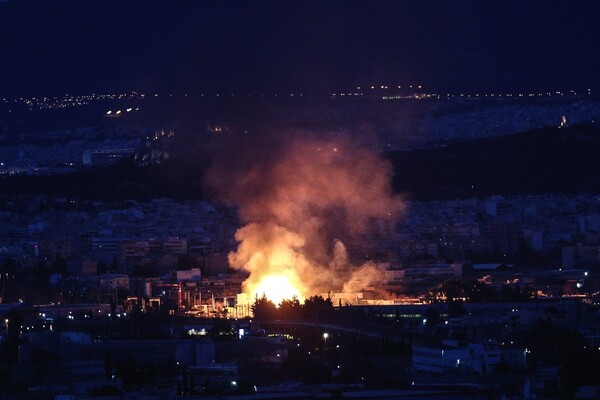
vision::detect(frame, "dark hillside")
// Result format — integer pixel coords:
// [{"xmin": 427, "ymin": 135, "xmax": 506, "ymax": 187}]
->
[
  {"xmin": 389, "ymin": 124, "xmax": 600, "ymax": 199},
  {"xmin": 2, "ymin": 124, "xmax": 600, "ymax": 201}
]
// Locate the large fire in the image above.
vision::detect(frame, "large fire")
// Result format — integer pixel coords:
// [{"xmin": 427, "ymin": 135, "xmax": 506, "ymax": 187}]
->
[
  {"xmin": 230, "ymin": 223, "xmax": 310, "ymax": 304},
  {"xmin": 206, "ymin": 131, "xmax": 403, "ymax": 305},
  {"xmin": 250, "ymin": 274, "xmax": 302, "ymax": 305}
]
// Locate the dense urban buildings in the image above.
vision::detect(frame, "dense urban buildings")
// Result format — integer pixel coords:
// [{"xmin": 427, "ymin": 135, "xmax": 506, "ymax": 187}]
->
[
  {"xmin": 3, "ymin": 1, "xmax": 600, "ymax": 398},
  {"xmin": 1, "ymin": 89, "xmax": 600, "ymax": 398}
]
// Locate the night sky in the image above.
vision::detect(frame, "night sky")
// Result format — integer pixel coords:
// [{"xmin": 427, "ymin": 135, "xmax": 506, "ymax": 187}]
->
[{"xmin": 1, "ymin": 0, "xmax": 600, "ymax": 96}]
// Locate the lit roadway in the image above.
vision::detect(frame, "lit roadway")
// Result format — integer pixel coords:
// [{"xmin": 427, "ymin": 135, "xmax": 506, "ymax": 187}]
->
[{"xmin": 266, "ymin": 319, "xmax": 438, "ymax": 343}]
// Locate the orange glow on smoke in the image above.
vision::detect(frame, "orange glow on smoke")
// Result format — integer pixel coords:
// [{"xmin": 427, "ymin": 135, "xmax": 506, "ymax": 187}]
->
[
  {"xmin": 249, "ymin": 273, "xmax": 303, "ymax": 305},
  {"xmin": 208, "ymin": 133, "xmax": 404, "ymax": 304}
]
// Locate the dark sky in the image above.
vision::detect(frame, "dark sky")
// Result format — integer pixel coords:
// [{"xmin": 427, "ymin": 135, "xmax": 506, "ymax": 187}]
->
[{"xmin": 1, "ymin": 0, "xmax": 599, "ymax": 96}]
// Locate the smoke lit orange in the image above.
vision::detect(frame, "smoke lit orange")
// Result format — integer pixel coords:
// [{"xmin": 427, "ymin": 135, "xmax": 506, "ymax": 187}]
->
[{"xmin": 206, "ymin": 132, "xmax": 404, "ymax": 302}]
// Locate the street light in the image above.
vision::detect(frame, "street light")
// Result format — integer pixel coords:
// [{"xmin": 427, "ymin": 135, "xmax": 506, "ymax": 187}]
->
[{"xmin": 323, "ymin": 332, "xmax": 329, "ymax": 348}]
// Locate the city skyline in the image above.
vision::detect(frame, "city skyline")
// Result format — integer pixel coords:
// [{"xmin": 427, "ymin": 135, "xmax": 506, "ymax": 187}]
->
[{"xmin": 2, "ymin": 2, "xmax": 600, "ymax": 398}]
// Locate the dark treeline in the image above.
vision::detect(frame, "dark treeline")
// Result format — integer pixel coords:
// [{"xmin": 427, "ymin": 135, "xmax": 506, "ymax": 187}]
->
[
  {"xmin": 251, "ymin": 295, "xmax": 334, "ymax": 322},
  {"xmin": 0, "ymin": 158, "xmax": 207, "ymax": 201}
]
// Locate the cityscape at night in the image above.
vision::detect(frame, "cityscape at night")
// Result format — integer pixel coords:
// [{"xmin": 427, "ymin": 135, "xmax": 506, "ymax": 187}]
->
[{"xmin": 2, "ymin": 1, "xmax": 600, "ymax": 399}]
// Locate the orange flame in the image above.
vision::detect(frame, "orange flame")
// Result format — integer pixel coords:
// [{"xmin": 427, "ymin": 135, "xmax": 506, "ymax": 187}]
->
[
  {"xmin": 249, "ymin": 273, "xmax": 303, "ymax": 305},
  {"xmin": 233, "ymin": 226, "xmax": 309, "ymax": 304},
  {"xmin": 208, "ymin": 132, "xmax": 404, "ymax": 303}
]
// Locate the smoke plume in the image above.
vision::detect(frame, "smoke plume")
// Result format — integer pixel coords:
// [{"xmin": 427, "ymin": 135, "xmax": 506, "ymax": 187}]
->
[{"xmin": 205, "ymin": 130, "xmax": 403, "ymax": 300}]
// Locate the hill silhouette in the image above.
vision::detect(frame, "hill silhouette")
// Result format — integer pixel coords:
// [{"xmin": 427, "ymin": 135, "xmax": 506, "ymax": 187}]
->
[{"xmin": 1, "ymin": 124, "xmax": 600, "ymax": 201}]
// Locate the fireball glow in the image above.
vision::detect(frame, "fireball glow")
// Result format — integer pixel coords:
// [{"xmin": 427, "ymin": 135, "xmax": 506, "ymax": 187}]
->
[
  {"xmin": 234, "ymin": 228, "xmax": 309, "ymax": 304},
  {"xmin": 250, "ymin": 274, "xmax": 303, "ymax": 305}
]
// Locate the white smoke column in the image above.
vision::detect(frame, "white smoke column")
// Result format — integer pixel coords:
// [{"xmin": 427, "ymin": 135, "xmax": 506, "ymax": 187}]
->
[{"xmin": 206, "ymin": 131, "xmax": 403, "ymax": 300}]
